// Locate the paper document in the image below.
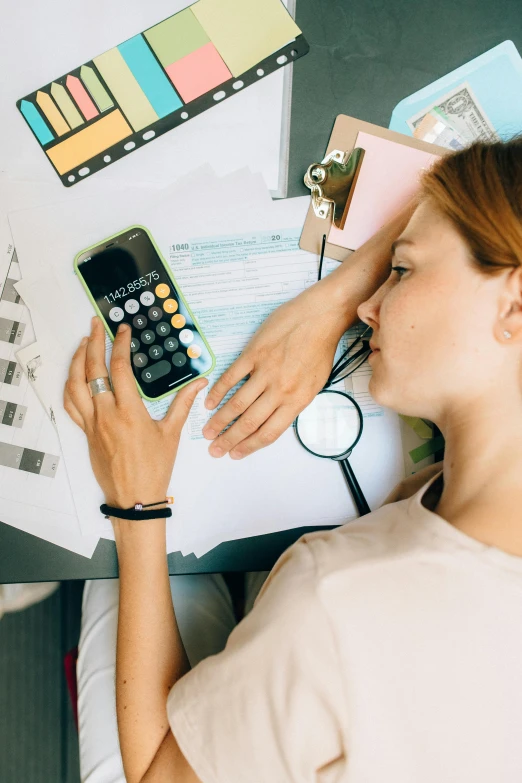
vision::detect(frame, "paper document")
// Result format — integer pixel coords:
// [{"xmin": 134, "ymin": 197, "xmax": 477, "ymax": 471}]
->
[
  {"xmin": 328, "ymin": 132, "xmax": 440, "ymax": 251},
  {"xmin": 10, "ymin": 169, "xmax": 404, "ymax": 557}
]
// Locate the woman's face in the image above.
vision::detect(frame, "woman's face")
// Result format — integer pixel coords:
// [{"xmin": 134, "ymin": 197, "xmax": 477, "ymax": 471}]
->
[{"xmin": 357, "ymin": 198, "xmax": 512, "ymax": 422}]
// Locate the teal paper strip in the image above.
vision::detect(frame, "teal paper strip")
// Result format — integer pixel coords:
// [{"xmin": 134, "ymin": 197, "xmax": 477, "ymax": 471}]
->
[
  {"xmin": 20, "ymin": 100, "xmax": 54, "ymax": 145},
  {"xmin": 118, "ymin": 35, "xmax": 182, "ymax": 118}
]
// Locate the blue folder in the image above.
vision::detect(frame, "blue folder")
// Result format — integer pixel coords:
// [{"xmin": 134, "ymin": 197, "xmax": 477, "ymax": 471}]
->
[{"xmin": 389, "ymin": 40, "xmax": 522, "ymax": 141}]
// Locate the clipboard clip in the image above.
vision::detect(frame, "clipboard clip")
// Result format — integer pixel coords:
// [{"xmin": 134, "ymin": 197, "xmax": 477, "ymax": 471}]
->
[{"xmin": 304, "ymin": 147, "xmax": 365, "ymax": 230}]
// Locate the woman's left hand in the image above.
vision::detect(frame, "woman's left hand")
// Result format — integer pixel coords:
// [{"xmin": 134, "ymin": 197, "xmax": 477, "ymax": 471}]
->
[{"xmin": 64, "ymin": 316, "xmax": 207, "ymax": 510}]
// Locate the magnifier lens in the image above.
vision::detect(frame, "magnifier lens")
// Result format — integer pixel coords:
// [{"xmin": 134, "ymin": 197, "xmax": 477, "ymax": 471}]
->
[{"xmin": 296, "ymin": 391, "xmax": 362, "ymax": 458}]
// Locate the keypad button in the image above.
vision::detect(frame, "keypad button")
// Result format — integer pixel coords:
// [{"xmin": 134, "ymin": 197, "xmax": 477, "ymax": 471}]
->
[
  {"xmin": 109, "ymin": 306, "xmax": 124, "ymax": 322},
  {"xmin": 164, "ymin": 337, "xmax": 179, "ymax": 352},
  {"xmin": 187, "ymin": 344, "xmax": 202, "ymax": 359},
  {"xmin": 171, "ymin": 314, "xmax": 186, "ymax": 329},
  {"xmin": 179, "ymin": 328, "xmax": 193, "ymax": 345},
  {"xmin": 172, "ymin": 352, "xmax": 187, "ymax": 367},
  {"xmin": 124, "ymin": 298, "xmax": 139, "ymax": 314},
  {"xmin": 141, "ymin": 360, "xmax": 171, "ymax": 383},
  {"xmin": 130, "ymin": 337, "xmax": 140, "ymax": 353},
  {"xmin": 163, "ymin": 298, "xmax": 178, "ymax": 314},
  {"xmin": 149, "ymin": 345, "xmax": 164, "ymax": 361},
  {"xmin": 155, "ymin": 283, "xmax": 170, "ymax": 298},
  {"xmin": 148, "ymin": 306, "xmax": 162, "ymax": 321},
  {"xmin": 156, "ymin": 322, "xmax": 170, "ymax": 337},
  {"xmin": 141, "ymin": 329, "xmax": 155, "ymax": 344},
  {"xmin": 140, "ymin": 291, "xmax": 155, "ymax": 306},
  {"xmin": 133, "ymin": 352, "xmax": 148, "ymax": 368},
  {"xmin": 133, "ymin": 314, "xmax": 147, "ymax": 329}
]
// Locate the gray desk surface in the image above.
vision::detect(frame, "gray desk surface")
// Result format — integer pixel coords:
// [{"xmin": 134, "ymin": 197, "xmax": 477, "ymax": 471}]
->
[{"xmin": 1, "ymin": 0, "xmax": 521, "ymax": 583}]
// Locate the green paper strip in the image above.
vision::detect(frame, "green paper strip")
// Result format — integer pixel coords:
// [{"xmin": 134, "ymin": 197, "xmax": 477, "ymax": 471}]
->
[
  {"xmin": 409, "ymin": 435, "xmax": 445, "ymax": 464},
  {"xmin": 400, "ymin": 414, "xmax": 433, "ymax": 440}
]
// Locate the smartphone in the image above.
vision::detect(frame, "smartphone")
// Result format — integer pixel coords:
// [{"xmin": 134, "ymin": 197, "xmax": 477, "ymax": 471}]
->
[{"xmin": 74, "ymin": 226, "xmax": 215, "ymax": 401}]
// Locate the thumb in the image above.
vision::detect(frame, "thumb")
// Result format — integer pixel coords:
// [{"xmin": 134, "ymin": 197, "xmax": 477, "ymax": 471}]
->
[{"xmin": 162, "ymin": 378, "xmax": 208, "ymax": 436}]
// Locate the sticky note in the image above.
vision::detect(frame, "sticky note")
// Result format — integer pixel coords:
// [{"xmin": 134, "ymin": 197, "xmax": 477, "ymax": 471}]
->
[
  {"xmin": 144, "ymin": 8, "xmax": 210, "ymax": 68},
  {"xmin": 192, "ymin": 0, "xmax": 301, "ymax": 77},
  {"xmin": 94, "ymin": 49, "xmax": 159, "ymax": 131},
  {"xmin": 46, "ymin": 110, "xmax": 132, "ymax": 174},
  {"xmin": 409, "ymin": 436, "xmax": 445, "ymax": 464}
]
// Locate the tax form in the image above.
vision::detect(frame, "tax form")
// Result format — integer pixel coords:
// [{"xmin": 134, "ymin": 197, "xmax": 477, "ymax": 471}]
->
[{"xmin": 162, "ymin": 230, "xmax": 383, "ymax": 438}]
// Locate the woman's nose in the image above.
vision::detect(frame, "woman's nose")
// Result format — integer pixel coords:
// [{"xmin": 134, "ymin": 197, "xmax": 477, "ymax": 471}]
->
[{"xmin": 358, "ymin": 291, "xmax": 380, "ymax": 327}]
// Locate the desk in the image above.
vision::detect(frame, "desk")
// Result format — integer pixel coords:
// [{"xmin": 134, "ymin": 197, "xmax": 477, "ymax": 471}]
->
[{"xmin": 1, "ymin": 0, "xmax": 521, "ymax": 583}]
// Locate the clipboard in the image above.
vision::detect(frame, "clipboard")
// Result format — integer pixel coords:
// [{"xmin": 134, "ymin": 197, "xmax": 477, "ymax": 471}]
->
[{"xmin": 299, "ymin": 114, "xmax": 447, "ymax": 262}]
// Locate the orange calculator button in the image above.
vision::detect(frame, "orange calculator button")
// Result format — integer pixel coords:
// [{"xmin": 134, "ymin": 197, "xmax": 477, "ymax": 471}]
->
[
  {"xmin": 187, "ymin": 345, "xmax": 202, "ymax": 359},
  {"xmin": 155, "ymin": 283, "xmax": 170, "ymax": 298},
  {"xmin": 163, "ymin": 298, "xmax": 178, "ymax": 313},
  {"xmin": 171, "ymin": 314, "xmax": 186, "ymax": 329}
]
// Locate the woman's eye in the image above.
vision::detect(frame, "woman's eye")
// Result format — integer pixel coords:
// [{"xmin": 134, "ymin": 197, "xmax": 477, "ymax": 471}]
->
[{"xmin": 391, "ymin": 265, "xmax": 408, "ymax": 278}]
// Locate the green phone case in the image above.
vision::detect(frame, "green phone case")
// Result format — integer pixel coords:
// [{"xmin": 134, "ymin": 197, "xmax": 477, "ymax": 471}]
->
[{"xmin": 74, "ymin": 224, "xmax": 216, "ymax": 402}]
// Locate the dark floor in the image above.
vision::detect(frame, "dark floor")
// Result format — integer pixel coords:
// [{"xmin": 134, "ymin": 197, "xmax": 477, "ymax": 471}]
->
[{"xmin": 0, "ymin": 582, "xmax": 84, "ymax": 783}]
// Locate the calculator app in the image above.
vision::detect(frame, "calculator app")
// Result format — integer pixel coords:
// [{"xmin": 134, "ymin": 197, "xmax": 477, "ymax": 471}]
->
[{"xmin": 76, "ymin": 229, "xmax": 214, "ymax": 399}]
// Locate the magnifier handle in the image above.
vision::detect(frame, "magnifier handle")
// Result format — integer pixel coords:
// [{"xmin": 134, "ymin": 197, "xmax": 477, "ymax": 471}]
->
[{"xmin": 340, "ymin": 459, "xmax": 371, "ymax": 516}]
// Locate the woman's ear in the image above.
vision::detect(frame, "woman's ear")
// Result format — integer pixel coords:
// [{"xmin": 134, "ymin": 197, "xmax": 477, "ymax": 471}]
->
[{"xmin": 496, "ymin": 267, "xmax": 522, "ymax": 343}]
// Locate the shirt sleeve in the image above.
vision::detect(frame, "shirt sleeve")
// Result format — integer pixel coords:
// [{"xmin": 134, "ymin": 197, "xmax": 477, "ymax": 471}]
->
[{"xmin": 167, "ymin": 539, "xmax": 346, "ymax": 783}]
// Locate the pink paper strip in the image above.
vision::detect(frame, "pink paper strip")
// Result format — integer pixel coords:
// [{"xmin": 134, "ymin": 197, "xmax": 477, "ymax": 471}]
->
[
  {"xmin": 328, "ymin": 132, "xmax": 440, "ymax": 251},
  {"xmin": 166, "ymin": 42, "xmax": 231, "ymax": 103},
  {"xmin": 66, "ymin": 75, "xmax": 99, "ymax": 121}
]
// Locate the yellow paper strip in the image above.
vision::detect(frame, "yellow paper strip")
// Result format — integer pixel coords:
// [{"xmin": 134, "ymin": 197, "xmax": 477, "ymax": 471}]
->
[
  {"xmin": 192, "ymin": 0, "xmax": 301, "ymax": 77},
  {"xmin": 46, "ymin": 110, "xmax": 132, "ymax": 174},
  {"xmin": 400, "ymin": 415, "xmax": 434, "ymax": 440},
  {"xmin": 94, "ymin": 48, "xmax": 158, "ymax": 131},
  {"xmin": 50, "ymin": 83, "xmax": 84, "ymax": 129},
  {"xmin": 36, "ymin": 91, "xmax": 70, "ymax": 136}
]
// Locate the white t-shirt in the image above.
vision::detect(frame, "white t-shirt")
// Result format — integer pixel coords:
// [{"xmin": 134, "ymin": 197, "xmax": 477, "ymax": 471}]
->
[{"xmin": 168, "ymin": 473, "xmax": 522, "ymax": 782}]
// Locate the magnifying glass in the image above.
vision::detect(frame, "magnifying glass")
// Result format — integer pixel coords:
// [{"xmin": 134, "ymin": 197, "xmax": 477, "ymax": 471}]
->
[{"xmin": 295, "ymin": 389, "xmax": 371, "ymax": 516}]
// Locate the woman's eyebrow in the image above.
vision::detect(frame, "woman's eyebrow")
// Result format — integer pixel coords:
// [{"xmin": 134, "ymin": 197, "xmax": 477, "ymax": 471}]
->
[{"xmin": 391, "ymin": 238, "xmax": 414, "ymax": 256}]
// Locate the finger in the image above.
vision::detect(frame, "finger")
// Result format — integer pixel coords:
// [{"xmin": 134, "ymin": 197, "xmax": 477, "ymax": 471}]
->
[
  {"xmin": 207, "ymin": 389, "xmax": 277, "ymax": 457},
  {"xmin": 65, "ymin": 336, "xmax": 93, "ymax": 424},
  {"xmin": 202, "ymin": 374, "xmax": 266, "ymax": 440},
  {"xmin": 204, "ymin": 355, "xmax": 253, "ymax": 411},
  {"xmin": 63, "ymin": 386, "xmax": 85, "ymax": 431},
  {"xmin": 85, "ymin": 317, "xmax": 114, "ymax": 410},
  {"xmin": 110, "ymin": 322, "xmax": 140, "ymax": 408},
  {"xmin": 229, "ymin": 404, "xmax": 297, "ymax": 460},
  {"xmin": 163, "ymin": 378, "xmax": 208, "ymax": 437}
]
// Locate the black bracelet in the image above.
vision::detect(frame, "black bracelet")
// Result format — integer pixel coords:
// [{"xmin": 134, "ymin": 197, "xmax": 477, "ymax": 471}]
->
[{"xmin": 101, "ymin": 497, "xmax": 174, "ymax": 521}]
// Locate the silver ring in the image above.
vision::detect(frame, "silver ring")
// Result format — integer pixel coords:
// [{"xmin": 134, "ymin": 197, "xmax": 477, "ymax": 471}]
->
[{"xmin": 88, "ymin": 376, "xmax": 113, "ymax": 397}]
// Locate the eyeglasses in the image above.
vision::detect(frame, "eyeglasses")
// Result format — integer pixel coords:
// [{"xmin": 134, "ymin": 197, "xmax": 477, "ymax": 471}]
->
[{"xmin": 294, "ymin": 235, "xmax": 372, "ymax": 516}]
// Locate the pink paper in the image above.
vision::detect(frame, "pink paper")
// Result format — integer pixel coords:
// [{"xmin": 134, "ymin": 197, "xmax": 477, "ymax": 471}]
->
[
  {"xmin": 328, "ymin": 132, "xmax": 440, "ymax": 251},
  {"xmin": 166, "ymin": 42, "xmax": 232, "ymax": 104}
]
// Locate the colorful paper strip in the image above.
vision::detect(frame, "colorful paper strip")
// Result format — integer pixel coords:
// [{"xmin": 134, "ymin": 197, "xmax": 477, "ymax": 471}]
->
[
  {"xmin": 46, "ymin": 110, "xmax": 132, "ymax": 174},
  {"xmin": 80, "ymin": 65, "xmax": 114, "ymax": 112},
  {"xmin": 50, "ymin": 83, "xmax": 84, "ymax": 129},
  {"xmin": 20, "ymin": 100, "xmax": 54, "ymax": 145},
  {"xmin": 166, "ymin": 42, "xmax": 231, "ymax": 102},
  {"xmin": 66, "ymin": 75, "xmax": 99, "ymax": 121},
  {"xmin": 118, "ymin": 35, "xmax": 182, "ymax": 118},
  {"xmin": 144, "ymin": 8, "xmax": 209, "ymax": 68},
  {"xmin": 36, "ymin": 91, "xmax": 70, "ymax": 136},
  {"xmin": 93, "ymin": 48, "xmax": 158, "ymax": 131}
]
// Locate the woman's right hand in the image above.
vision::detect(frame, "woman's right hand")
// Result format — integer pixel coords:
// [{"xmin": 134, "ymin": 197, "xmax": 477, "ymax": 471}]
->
[{"xmin": 202, "ymin": 279, "xmax": 348, "ymax": 459}]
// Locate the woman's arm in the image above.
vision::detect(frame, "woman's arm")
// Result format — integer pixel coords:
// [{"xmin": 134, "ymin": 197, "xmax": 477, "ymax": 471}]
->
[
  {"xmin": 64, "ymin": 318, "xmax": 203, "ymax": 783},
  {"xmin": 203, "ymin": 199, "xmax": 417, "ymax": 459}
]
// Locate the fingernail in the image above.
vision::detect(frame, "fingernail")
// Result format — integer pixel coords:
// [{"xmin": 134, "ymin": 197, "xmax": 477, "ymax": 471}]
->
[
  {"xmin": 205, "ymin": 398, "xmax": 215, "ymax": 410},
  {"xmin": 209, "ymin": 446, "xmax": 224, "ymax": 458},
  {"xmin": 230, "ymin": 450, "xmax": 244, "ymax": 460},
  {"xmin": 81, "ymin": 336, "xmax": 88, "ymax": 346},
  {"xmin": 203, "ymin": 427, "xmax": 216, "ymax": 439},
  {"xmin": 91, "ymin": 315, "xmax": 98, "ymax": 328},
  {"xmin": 118, "ymin": 322, "xmax": 129, "ymax": 333}
]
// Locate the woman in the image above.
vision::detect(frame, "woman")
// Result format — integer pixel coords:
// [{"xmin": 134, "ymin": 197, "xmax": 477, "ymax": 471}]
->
[{"xmin": 67, "ymin": 139, "xmax": 522, "ymax": 783}]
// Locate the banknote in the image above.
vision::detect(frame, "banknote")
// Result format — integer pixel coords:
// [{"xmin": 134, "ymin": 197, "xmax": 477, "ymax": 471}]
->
[
  {"xmin": 407, "ymin": 82, "xmax": 498, "ymax": 143},
  {"xmin": 413, "ymin": 108, "xmax": 467, "ymax": 150}
]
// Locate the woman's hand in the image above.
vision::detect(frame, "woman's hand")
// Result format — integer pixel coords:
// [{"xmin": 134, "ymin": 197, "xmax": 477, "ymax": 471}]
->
[
  {"xmin": 64, "ymin": 316, "xmax": 207, "ymax": 509},
  {"xmin": 202, "ymin": 280, "xmax": 348, "ymax": 459}
]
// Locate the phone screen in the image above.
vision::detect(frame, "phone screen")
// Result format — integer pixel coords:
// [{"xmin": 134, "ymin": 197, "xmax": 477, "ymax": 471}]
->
[{"xmin": 76, "ymin": 228, "xmax": 214, "ymax": 399}]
